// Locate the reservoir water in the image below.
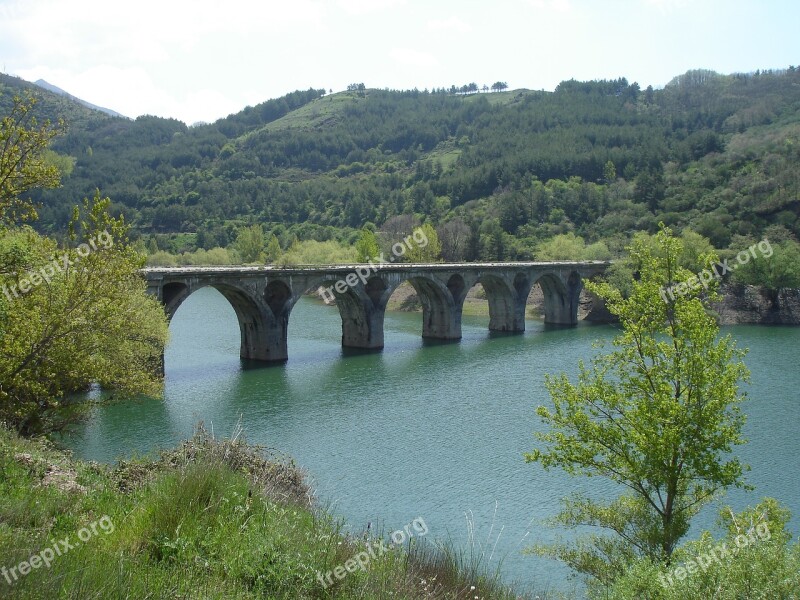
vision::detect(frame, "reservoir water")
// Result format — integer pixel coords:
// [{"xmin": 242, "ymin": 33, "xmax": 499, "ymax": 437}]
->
[{"xmin": 63, "ymin": 287, "xmax": 800, "ymax": 594}]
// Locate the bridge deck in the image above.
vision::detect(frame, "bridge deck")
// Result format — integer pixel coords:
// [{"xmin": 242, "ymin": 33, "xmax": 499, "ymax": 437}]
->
[{"xmin": 142, "ymin": 261, "xmax": 610, "ymax": 275}]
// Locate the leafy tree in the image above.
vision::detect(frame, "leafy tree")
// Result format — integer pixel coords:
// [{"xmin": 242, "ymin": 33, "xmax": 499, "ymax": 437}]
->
[
  {"xmin": 583, "ymin": 240, "xmax": 612, "ymax": 260},
  {"xmin": 346, "ymin": 83, "xmax": 367, "ymax": 97},
  {"xmin": 536, "ymin": 232, "xmax": 586, "ymax": 260},
  {"xmin": 276, "ymin": 239, "xmax": 355, "ymax": 266},
  {"xmin": 525, "ymin": 225, "xmax": 750, "ymax": 586},
  {"xmin": 265, "ymin": 233, "xmax": 282, "ymax": 263},
  {"xmin": 0, "ymin": 194, "xmax": 169, "ymax": 435},
  {"xmin": 678, "ymin": 229, "xmax": 715, "ymax": 272},
  {"xmin": 732, "ymin": 239, "xmax": 800, "ymax": 289},
  {"xmin": 234, "ymin": 223, "xmax": 265, "ymax": 263},
  {"xmin": 146, "ymin": 249, "xmax": 178, "ymax": 266},
  {"xmin": 634, "ymin": 169, "xmax": 665, "ymax": 212},
  {"xmin": 603, "ymin": 160, "xmax": 617, "ymax": 183},
  {"xmin": 405, "ymin": 223, "xmax": 441, "ymax": 262},
  {"xmin": 605, "ymin": 499, "xmax": 800, "ymax": 599},
  {"xmin": 0, "ymin": 93, "xmax": 65, "ymax": 223},
  {"xmin": 354, "ymin": 228, "xmax": 380, "ymax": 262},
  {"xmin": 146, "ymin": 236, "xmax": 159, "ymax": 254}
]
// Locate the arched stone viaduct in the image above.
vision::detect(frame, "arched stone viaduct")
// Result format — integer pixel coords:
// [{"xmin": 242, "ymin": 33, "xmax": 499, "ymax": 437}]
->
[{"xmin": 143, "ymin": 262, "xmax": 609, "ymax": 363}]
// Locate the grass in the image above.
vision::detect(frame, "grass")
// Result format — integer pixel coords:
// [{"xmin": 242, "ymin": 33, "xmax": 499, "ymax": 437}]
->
[
  {"xmin": 241, "ymin": 92, "xmax": 357, "ymax": 139},
  {"xmin": 0, "ymin": 423, "xmax": 547, "ymax": 599}
]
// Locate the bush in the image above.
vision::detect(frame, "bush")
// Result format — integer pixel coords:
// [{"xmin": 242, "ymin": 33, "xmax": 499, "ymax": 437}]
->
[
  {"xmin": 276, "ymin": 239, "xmax": 356, "ymax": 265},
  {"xmin": 146, "ymin": 250, "xmax": 178, "ymax": 266},
  {"xmin": 598, "ymin": 499, "xmax": 800, "ymax": 599}
]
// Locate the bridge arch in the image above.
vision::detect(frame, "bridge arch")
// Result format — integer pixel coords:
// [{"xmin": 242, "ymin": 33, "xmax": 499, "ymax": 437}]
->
[
  {"xmin": 388, "ymin": 273, "xmax": 462, "ymax": 340},
  {"xmin": 159, "ymin": 281, "xmax": 282, "ymax": 362}
]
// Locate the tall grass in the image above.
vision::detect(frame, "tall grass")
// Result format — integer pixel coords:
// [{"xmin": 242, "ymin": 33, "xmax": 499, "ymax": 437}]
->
[{"xmin": 0, "ymin": 424, "xmax": 546, "ymax": 599}]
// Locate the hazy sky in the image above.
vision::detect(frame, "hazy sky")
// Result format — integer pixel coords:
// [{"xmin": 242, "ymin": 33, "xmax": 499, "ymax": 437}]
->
[{"xmin": 1, "ymin": 0, "xmax": 797, "ymax": 124}]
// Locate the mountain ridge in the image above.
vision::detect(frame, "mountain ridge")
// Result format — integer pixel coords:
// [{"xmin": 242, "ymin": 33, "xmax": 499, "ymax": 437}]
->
[
  {"xmin": 33, "ymin": 78, "xmax": 127, "ymax": 118},
  {"xmin": 1, "ymin": 69, "xmax": 798, "ymax": 261}
]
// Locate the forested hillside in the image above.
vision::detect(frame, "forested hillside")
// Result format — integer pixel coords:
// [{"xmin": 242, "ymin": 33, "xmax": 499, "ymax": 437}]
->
[{"xmin": 2, "ymin": 67, "xmax": 799, "ymax": 262}]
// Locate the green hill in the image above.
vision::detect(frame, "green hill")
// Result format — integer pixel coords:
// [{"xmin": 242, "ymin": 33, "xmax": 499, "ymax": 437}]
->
[{"xmin": 3, "ymin": 68, "xmax": 799, "ymax": 258}]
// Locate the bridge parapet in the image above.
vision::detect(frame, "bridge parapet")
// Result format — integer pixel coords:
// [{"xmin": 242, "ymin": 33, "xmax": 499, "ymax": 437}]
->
[{"xmin": 143, "ymin": 262, "xmax": 609, "ymax": 363}]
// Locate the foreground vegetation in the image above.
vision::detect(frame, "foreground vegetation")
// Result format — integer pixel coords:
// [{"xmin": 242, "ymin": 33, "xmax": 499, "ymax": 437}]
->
[
  {"xmin": 0, "ymin": 424, "xmax": 533, "ymax": 599},
  {"xmin": 1, "ymin": 420, "xmax": 797, "ymax": 599},
  {"xmin": 525, "ymin": 228, "xmax": 800, "ymax": 598}
]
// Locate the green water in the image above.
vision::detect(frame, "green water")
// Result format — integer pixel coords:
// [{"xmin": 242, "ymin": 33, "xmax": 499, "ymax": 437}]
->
[{"xmin": 64, "ymin": 287, "xmax": 800, "ymax": 594}]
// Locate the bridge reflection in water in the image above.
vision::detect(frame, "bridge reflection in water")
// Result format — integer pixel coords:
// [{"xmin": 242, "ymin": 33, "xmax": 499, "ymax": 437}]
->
[{"xmin": 144, "ymin": 262, "xmax": 609, "ymax": 363}]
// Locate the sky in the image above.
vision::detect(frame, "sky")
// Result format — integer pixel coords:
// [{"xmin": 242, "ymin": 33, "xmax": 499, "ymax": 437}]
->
[{"xmin": 1, "ymin": 0, "xmax": 797, "ymax": 125}]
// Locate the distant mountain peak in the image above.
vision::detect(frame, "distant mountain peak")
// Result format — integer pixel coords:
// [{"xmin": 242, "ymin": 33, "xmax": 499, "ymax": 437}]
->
[{"xmin": 33, "ymin": 79, "xmax": 127, "ymax": 119}]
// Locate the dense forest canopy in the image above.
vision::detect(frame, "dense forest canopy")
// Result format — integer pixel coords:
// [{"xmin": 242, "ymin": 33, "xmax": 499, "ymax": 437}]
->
[{"xmin": 1, "ymin": 67, "xmax": 798, "ymax": 260}]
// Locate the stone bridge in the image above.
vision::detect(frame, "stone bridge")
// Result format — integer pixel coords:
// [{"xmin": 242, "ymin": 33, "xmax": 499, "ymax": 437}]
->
[{"xmin": 143, "ymin": 262, "xmax": 609, "ymax": 363}]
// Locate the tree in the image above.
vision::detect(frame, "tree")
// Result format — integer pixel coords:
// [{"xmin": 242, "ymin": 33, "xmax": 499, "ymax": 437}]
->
[
  {"xmin": 404, "ymin": 223, "xmax": 441, "ymax": 262},
  {"xmin": 491, "ymin": 81, "xmax": 508, "ymax": 92},
  {"xmin": 525, "ymin": 225, "xmax": 750, "ymax": 587},
  {"xmin": 732, "ymin": 239, "xmax": 800, "ymax": 289},
  {"xmin": 265, "ymin": 233, "xmax": 282, "ymax": 263},
  {"xmin": 438, "ymin": 218, "xmax": 471, "ymax": 262},
  {"xmin": 234, "ymin": 223, "xmax": 265, "ymax": 263},
  {"xmin": 380, "ymin": 214, "xmax": 420, "ymax": 252},
  {"xmin": 0, "ymin": 193, "xmax": 169, "ymax": 435},
  {"xmin": 603, "ymin": 160, "xmax": 617, "ymax": 183},
  {"xmin": 634, "ymin": 169, "xmax": 665, "ymax": 212},
  {"xmin": 678, "ymin": 229, "xmax": 715, "ymax": 272},
  {"xmin": 346, "ymin": 83, "xmax": 366, "ymax": 97},
  {"xmin": 146, "ymin": 236, "xmax": 159, "ymax": 254},
  {"xmin": 354, "ymin": 228, "xmax": 380, "ymax": 262},
  {"xmin": 536, "ymin": 233, "xmax": 587, "ymax": 260},
  {"xmin": 0, "ymin": 92, "xmax": 65, "ymax": 224}
]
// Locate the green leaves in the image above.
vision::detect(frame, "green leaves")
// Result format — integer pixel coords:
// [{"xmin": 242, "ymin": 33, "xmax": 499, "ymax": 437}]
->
[
  {"xmin": 234, "ymin": 223, "xmax": 266, "ymax": 264},
  {"xmin": 527, "ymin": 224, "xmax": 750, "ymax": 583},
  {"xmin": 354, "ymin": 228, "xmax": 380, "ymax": 262},
  {"xmin": 0, "ymin": 194, "xmax": 169, "ymax": 435},
  {"xmin": 403, "ymin": 223, "xmax": 442, "ymax": 263},
  {"xmin": 0, "ymin": 92, "xmax": 65, "ymax": 224}
]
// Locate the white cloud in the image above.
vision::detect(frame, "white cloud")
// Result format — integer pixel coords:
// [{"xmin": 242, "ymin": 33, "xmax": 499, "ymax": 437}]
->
[
  {"xmin": 389, "ymin": 48, "xmax": 438, "ymax": 69},
  {"xmin": 0, "ymin": 0, "xmax": 328, "ymax": 67},
  {"xmin": 427, "ymin": 16, "xmax": 472, "ymax": 34},
  {"xmin": 337, "ymin": 0, "xmax": 405, "ymax": 16}
]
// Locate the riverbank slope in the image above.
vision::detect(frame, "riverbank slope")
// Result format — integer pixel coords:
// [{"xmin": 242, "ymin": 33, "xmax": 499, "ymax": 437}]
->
[{"xmin": 0, "ymin": 425, "xmax": 536, "ymax": 599}]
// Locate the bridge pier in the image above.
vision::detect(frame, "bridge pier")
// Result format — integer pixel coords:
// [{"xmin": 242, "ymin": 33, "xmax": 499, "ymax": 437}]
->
[
  {"xmin": 482, "ymin": 275, "xmax": 527, "ymax": 333},
  {"xmin": 239, "ymin": 311, "xmax": 289, "ymax": 362},
  {"xmin": 538, "ymin": 272, "xmax": 583, "ymax": 325},
  {"xmin": 408, "ymin": 277, "xmax": 462, "ymax": 341},
  {"xmin": 334, "ymin": 287, "xmax": 386, "ymax": 350}
]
